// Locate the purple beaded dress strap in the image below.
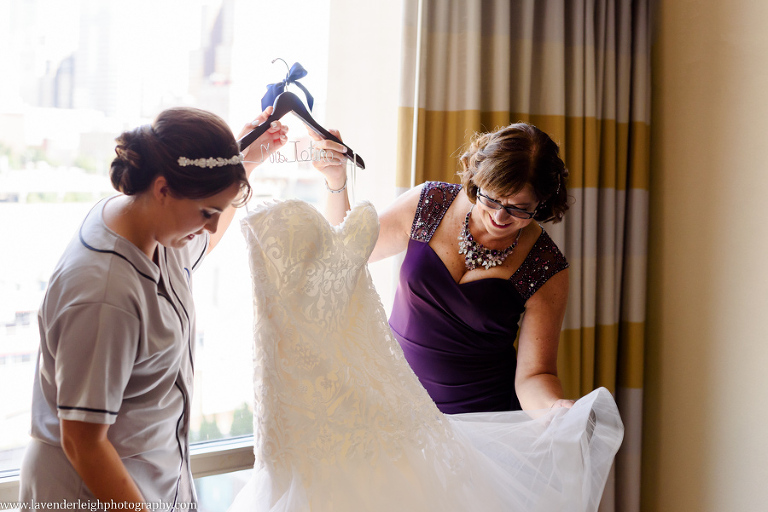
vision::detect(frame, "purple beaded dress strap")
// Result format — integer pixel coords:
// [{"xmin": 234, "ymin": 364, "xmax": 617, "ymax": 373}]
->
[
  {"xmin": 510, "ymin": 228, "xmax": 569, "ymax": 301},
  {"xmin": 410, "ymin": 181, "xmax": 462, "ymax": 242}
]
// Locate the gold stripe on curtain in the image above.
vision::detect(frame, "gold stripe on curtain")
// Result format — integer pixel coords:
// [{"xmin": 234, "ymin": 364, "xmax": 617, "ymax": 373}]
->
[
  {"xmin": 396, "ymin": 109, "xmax": 650, "ymax": 191},
  {"xmin": 396, "ymin": 1, "xmax": 651, "ymax": 511}
]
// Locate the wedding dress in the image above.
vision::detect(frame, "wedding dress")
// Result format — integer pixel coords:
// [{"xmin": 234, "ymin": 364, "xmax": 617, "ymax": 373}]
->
[{"xmin": 228, "ymin": 199, "xmax": 623, "ymax": 512}]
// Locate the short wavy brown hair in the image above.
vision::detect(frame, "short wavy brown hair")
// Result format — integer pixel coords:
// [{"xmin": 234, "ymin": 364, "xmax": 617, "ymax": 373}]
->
[{"xmin": 458, "ymin": 123, "xmax": 569, "ymax": 223}]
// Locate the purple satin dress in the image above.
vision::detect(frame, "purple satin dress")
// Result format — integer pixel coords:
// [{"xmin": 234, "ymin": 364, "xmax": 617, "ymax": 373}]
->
[{"xmin": 389, "ymin": 182, "xmax": 569, "ymax": 414}]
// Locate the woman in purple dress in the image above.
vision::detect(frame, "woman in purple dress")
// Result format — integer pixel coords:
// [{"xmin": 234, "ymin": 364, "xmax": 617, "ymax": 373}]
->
[{"xmin": 311, "ymin": 123, "xmax": 573, "ymax": 414}]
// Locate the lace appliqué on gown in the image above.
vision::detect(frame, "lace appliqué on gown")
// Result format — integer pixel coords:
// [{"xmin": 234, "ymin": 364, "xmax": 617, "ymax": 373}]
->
[
  {"xmin": 240, "ymin": 201, "xmax": 457, "ymax": 479},
  {"xmin": 230, "ymin": 200, "xmax": 623, "ymax": 512}
]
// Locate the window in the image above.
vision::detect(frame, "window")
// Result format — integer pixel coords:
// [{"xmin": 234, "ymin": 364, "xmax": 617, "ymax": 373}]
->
[{"xmin": 0, "ymin": 0, "xmax": 401, "ymax": 505}]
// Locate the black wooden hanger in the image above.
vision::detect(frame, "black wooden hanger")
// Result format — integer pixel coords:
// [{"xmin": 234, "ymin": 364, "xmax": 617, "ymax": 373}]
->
[{"xmin": 238, "ymin": 91, "xmax": 365, "ymax": 170}]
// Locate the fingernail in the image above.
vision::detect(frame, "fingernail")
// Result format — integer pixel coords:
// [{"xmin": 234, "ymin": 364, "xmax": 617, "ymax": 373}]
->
[
  {"xmin": 251, "ymin": 119, "xmax": 260, "ymax": 126},
  {"xmin": 271, "ymin": 121, "xmax": 278, "ymax": 128}
]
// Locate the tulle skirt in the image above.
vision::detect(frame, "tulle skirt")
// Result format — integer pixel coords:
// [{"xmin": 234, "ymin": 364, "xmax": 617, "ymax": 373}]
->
[{"xmin": 227, "ymin": 387, "xmax": 623, "ymax": 512}]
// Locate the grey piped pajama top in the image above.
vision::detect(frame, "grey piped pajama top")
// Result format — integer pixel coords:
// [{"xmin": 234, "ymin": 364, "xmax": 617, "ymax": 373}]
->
[{"xmin": 20, "ymin": 197, "xmax": 208, "ymax": 508}]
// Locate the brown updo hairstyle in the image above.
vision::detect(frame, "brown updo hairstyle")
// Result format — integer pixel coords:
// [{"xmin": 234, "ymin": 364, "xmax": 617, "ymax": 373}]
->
[
  {"xmin": 110, "ymin": 107, "xmax": 252, "ymax": 206},
  {"xmin": 458, "ymin": 123, "xmax": 569, "ymax": 223}
]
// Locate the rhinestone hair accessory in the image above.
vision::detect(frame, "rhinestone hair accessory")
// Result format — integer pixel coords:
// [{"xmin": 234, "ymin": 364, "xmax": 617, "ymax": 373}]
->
[
  {"xmin": 458, "ymin": 205, "xmax": 522, "ymax": 270},
  {"xmin": 177, "ymin": 154, "xmax": 244, "ymax": 168}
]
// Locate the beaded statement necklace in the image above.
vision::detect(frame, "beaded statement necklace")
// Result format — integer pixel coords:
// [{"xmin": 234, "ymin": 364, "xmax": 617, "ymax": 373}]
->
[{"xmin": 458, "ymin": 205, "xmax": 522, "ymax": 271}]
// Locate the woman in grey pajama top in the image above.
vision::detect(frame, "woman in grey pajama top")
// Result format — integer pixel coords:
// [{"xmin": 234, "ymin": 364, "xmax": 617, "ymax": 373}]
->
[{"xmin": 19, "ymin": 106, "xmax": 288, "ymax": 511}]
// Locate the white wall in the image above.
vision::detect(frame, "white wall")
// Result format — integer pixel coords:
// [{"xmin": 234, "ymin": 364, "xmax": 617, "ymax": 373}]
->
[
  {"xmin": 325, "ymin": 1, "xmax": 403, "ymax": 306},
  {"xmin": 644, "ymin": 1, "xmax": 768, "ymax": 510}
]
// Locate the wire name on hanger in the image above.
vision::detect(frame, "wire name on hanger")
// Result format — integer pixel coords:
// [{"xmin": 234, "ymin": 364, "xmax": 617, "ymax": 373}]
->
[{"xmin": 252, "ymin": 140, "xmax": 337, "ymax": 165}]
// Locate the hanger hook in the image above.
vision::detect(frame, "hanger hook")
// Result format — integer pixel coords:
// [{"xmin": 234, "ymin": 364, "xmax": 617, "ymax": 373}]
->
[{"xmin": 271, "ymin": 57, "xmax": 290, "ymax": 77}]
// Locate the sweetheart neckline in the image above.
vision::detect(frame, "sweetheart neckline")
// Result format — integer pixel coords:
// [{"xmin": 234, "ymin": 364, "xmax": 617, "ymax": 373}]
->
[
  {"xmin": 246, "ymin": 199, "xmax": 376, "ymax": 236},
  {"xmin": 410, "ymin": 238, "xmax": 537, "ymax": 289}
]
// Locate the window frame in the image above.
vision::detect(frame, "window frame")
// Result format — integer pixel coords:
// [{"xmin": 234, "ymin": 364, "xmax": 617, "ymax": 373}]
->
[{"xmin": 0, "ymin": 436, "xmax": 255, "ymax": 502}]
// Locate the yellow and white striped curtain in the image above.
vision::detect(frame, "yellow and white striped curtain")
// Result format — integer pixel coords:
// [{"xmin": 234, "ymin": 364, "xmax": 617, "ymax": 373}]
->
[{"xmin": 396, "ymin": 1, "xmax": 650, "ymax": 511}]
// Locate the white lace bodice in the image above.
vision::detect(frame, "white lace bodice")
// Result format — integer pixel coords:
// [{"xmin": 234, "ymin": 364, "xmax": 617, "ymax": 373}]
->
[{"xmin": 241, "ymin": 200, "xmax": 452, "ymax": 483}]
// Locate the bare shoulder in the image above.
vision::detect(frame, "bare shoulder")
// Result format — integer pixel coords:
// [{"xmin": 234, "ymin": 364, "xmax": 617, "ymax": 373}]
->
[
  {"xmin": 378, "ymin": 184, "xmax": 425, "ymax": 230},
  {"xmin": 370, "ymin": 184, "xmax": 426, "ymax": 262}
]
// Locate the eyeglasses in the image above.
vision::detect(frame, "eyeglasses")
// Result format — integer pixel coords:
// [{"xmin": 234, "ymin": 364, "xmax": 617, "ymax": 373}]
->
[{"xmin": 476, "ymin": 190, "xmax": 537, "ymax": 219}]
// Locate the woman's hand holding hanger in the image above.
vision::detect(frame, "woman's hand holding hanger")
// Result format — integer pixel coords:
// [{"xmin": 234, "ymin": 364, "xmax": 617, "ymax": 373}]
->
[
  {"xmin": 308, "ymin": 127, "xmax": 350, "ymax": 226},
  {"xmin": 239, "ymin": 106, "xmax": 289, "ymax": 175}
]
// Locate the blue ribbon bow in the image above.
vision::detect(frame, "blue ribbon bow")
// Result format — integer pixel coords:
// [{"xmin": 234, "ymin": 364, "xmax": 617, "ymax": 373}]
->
[{"xmin": 261, "ymin": 62, "xmax": 314, "ymax": 112}]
